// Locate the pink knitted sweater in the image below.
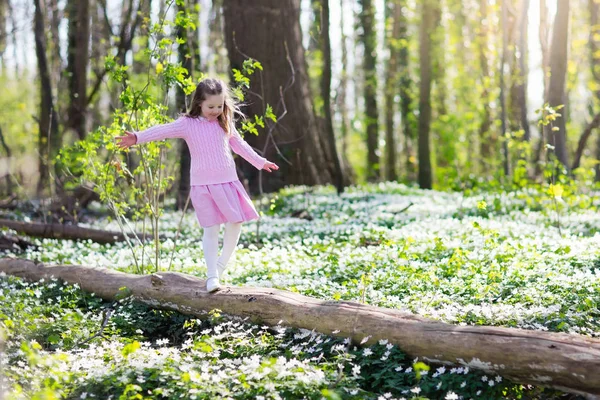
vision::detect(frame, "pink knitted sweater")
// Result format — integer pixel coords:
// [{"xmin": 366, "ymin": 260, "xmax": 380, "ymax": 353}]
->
[{"xmin": 134, "ymin": 116, "xmax": 267, "ymax": 186}]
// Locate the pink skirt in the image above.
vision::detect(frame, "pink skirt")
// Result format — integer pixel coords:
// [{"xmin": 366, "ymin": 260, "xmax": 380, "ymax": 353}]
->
[{"xmin": 190, "ymin": 180, "xmax": 260, "ymax": 227}]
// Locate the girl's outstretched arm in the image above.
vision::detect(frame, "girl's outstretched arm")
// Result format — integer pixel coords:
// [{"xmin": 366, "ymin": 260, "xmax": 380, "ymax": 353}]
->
[
  {"xmin": 116, "ymin": 117, "xmax": 187, "ymax": 149},
  {"xmin": 228, "ymin": 124, "xmax": 275, "ymax": 170}
]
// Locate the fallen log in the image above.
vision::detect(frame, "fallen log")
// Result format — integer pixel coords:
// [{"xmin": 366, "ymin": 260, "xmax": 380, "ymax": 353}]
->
[
  {"xmin": 1, "ymin": 258, "xmax": 599, "ymax": 398},
  {"xmin": 0, "ymin": 233, "xmax": 36, "ymax": 253},
  {"xmin": 0, "ymin": 219, "xmax": 158, "ymax": 245}
]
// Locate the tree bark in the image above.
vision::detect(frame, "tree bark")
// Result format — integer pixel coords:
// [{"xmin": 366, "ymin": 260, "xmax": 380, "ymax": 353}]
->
[
  {"xmin": 398, "ymin": 0, "xmax": 414, "ymax": 181},
  {"xmin": 336, "ymin": 0, "xmax": 355, "ymax": 184},
  {"xmin": 48, "ymin": 0, "xmax": 62, "ymax": 90},
  {"xmin": 477, "ymin": 0, "xmax": 493, "ymax": 174},
  {"xmin": 499, "ymin": 0, "xmax": 510, "ymax": 176},
  {"xmin": 209, "ymin": 0, "xmax": 227, "ymax": 75},
  {"xmin": 545, "ymin": 0, "xmax": 570, "ymax": 170},
  {"xmin": 87, "ymin": 0, "xmax": 142, "ymax": 106},
  {"xmin": 66, "ymin": 0, "xmax": 90, "ymax": 140},
  {"xmin": 222, "ymin": 0, "xmax": 341, "ymax": 193},
  {"xmin": 176, "ymin": 0, "xmax": 194, "ymax": 210},
  {"xmin": 417, "ymin": 0, "xmax": 434, "ymax": 189},
  {"xmin": 0, "ymin": 126, "xmax": 14, "ymax": 196},
  {"xmin": 33, "ymin": 0, "xmax": 60, "ymax": 196},
  {"xmin": 0, "ymin": 219, "xmax": 156, "ymax": 245},
  {"xmin": 1, "ymin": 258, "xmax": 600, "ymax": 397},
  {"xmin": 590, "ymin": 0, "xmax": 600, "ymax": 181},
  {"xmin": 572, "ymin": 113, "xmax": 600, "ymax": 171},
  {"xmin": 517, "ymin": 0, "xmax": 530, "ymax": 141},
  {"xmin": 384, "ymin": 0, "xmax": 400, "ymax": 182},
  {"xmin": 320, "ymin": 0, "xmax": 345, "ymax": 194},
  {"xmin": 132, "ymin": 0, "xmax": 152, "ymax": 75},
  {"xmin": 358, "ymin": 0, "xmax": 380, "ymax": 182},
  {"xmin": 0, "ymin": 0, "xmax": 6, "ymax": 71}
]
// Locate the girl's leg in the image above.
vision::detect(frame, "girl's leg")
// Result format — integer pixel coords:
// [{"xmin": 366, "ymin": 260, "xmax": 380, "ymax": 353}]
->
[
  {"xmin": 202, "ymin": 224, "xmax": 221, "ymax": 291},
  {"xmin": 217, "ymin": 222, "xmax": 243, "ymax": 277}
]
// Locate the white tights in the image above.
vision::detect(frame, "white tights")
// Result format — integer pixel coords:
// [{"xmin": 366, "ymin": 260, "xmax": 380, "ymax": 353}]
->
[{"xmin": 202, "ymin": 222, "xmax": 243, "ymax": 279}]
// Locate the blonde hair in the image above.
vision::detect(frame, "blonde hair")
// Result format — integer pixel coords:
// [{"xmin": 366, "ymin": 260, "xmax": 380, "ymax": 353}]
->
[{"xmin": 185, "ymin": 77, "xmax": 243, "ymax": 135}]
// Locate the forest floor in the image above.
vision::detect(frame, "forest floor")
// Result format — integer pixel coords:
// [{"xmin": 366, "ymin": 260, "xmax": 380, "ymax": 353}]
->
[{"xmin": 1, "ymin": 182, "xmax": 598, "ymax": 399}]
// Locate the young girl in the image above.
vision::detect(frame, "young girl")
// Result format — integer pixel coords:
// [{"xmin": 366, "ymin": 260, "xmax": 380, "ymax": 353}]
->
[{"xmin": 116, "ymin": 78, "xmax": 279, "ymax": 293}]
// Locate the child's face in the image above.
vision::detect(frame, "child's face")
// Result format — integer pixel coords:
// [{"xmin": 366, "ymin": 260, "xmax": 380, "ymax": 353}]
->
[{"xmin": 200, "ymin": 93, "xmax": 225, "ymax": 121}]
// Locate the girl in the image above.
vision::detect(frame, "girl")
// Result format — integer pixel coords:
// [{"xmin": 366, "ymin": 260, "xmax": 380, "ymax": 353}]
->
[{"xmin": 116, "ymin": 78, "xmax": 279, "ymax": 293}]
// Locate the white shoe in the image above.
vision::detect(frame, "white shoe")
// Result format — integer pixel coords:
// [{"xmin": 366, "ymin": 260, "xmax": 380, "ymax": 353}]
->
[{"xmin": 206, "ymin": 276, "xmax": 221, "ymax": 293}]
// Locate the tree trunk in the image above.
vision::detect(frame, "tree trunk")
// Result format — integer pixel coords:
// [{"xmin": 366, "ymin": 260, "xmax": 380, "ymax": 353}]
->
[
  {"xmin": 477, "ymin": 0, "xmax": 493, "ymax": 174},
  {"xmin": 398, "ymin": 0, "xmax": 414, "ymax": 182},
  {"xmin": 209, "ymin": 0, "xmax": 227, "ymax": 75},
  {"xmin": 308, "ymin": 0, "xmax": 323, "ymax": 115},
  {"xmin": 572, "ymin": 113, "xmax": 600, "ymax": 171},
  {"xmin": 499, "ymin": 0, "xmax": 510, "ymax": 176},
  {"xmin": 336, "ymin": 0, "xmax": 355, "ymax": 183},
  {"xmin": 6, "ymin": 0, "xmax": 18, "ymax": 76},
  {"xmin": 33, "ymin": 0, "xmax": 60, "ymax": 196},
  {"xmin": 418, "ymin": 0, "xmax": 434, "ymax": 189},
  {"xmin": 66, "ymin": 0, "xmax": 90, "ymax": 140},
  {"xmin": 517, "ymin": 0, "xmax": 530, "ymax": 142},
  {"xmin": 2, "ymin": 258, "xmax": 600, "ymax": 397},
  {"xmin": 590, "ymin": 0, "xmax": 600, "ymax": 181},
  {"xmin": 132, "ymin": 0, "xmax": 152, "ymax": 75},
  {"xmin": 384, "ymin": 0, "xmax": 400, "ymax": 182},
  {"xmin": 0, "ymin": 126, "xmax": 13, "ymax": 196},
  {"xmin": 48, "ymin": 0, "xmax": 62, "ymax": 90},
  {"xmin": 222, "ymin": 0, "xmax": 341, "ymax": 193},
  {"xmin": 358, "ymin": 0, "xmax": 380, "ymax": 182},
  {"xmin": 545, "ymin": 0, "xmax": 569, "ymax": 170},
  {"xmin": 176, "ymin": 0, "xmax": 194, "ymax": 210},
  {"xmin": 539, "ymin": 0, "xmax": 551, "ymax": 100},
  {"xmin": 0, "ymin": 0, "xmax": 6, "ymax": 71},
  {"xmin": 320, "ymin": 0, "xmax": 345, "ymax": 194},
  {"xmin": 0, "ymin": 219, "xmax": 157, "ymax": 245},
  {"xmin": 430, "ymin": 3, "xmax": 447, "ymax": 170}
]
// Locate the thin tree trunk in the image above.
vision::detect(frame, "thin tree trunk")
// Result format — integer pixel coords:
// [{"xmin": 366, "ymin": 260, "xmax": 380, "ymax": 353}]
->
[
  {"xmin": 176, "ymin": 0, "xmax": 194, "ymax": 210},
  {"xmin": 66, "ymin": 0, "xmax": 90, "ymax": 140},
  {"xmin": 359, "ymin": 0, "xmax": 380, "ymax": 182},
  {"xmin": 0, "ymin": 126, "xmax": 13, "ymax": 195},
  {"xmin": 398, "ymin": 0, "xmax": 413, "ymax": 182},
  {"xmin": 545, "ymin": 0, "xmax": 570, "ymax": 170},
  {"xmin": 6, "ymin": 0, "xmax": 18, "ymax": 76},
  {"xmin": 532, "ymin": 0, "xmax": 552, "ymax": 175},
  {"xmin": 308, "ymin": 0, "xmax": 323, "ymax": 115},
  {"xmin": 320, "ymin": 0, "xmax": 345, "ymax": 193},
  {"xmin": 0, "ymin": 219, "xmax": 156, "ymax": 244},
  {"xmin": 88, "ymin": 0, "xmax": 142, "ymax": 106},
  {"xmin": 418, "ymin": 0, "xmax": 434, "ymax": 189},
  {"xmin": 0, "ymin": 0, "xmax": 6, "ymax": 71},
  {"xmin": 337, "ymin": 0, "xmax": 355, "ymax": 183},
  {"xmin": 499, "ymin": 0, "xmax": 510, "ymax": 176},
  {"xmin": 190, "ymin": 0, "xmax": 201, "ymax": 74},
  {"xmin": 477, "ymin": 0, "xmax": 493, "ymax": 174},
  {"xmin": 3, "ymin": 259, "xmax": 600, "ymax": 397},
  {"xmin": 518, "ymin": 0, "xmax": 530, "ymax": 141},
  {"xmin": 209, "ymin": 0, "xmax": 227, "ymax": 75},
  {"xmin": 572, "ymin": 113, "xmax": 600, "ymax": 171},
  {"xmin": 384, "ymin": 0, "xmax": 400, "ymax": 182},
  {"xmin": 590, "ymin": 0, "xmax": 600, "ymax": 181},
  {"xmin": 48, "ymin": 0, "xmax": 62, "ymax": 88},
  {"xmin": 33, "ymin": 0, "xmax": 59, "ymax": 196},
  {"xmin": 132, "ymin": 0, "xmax": 152, "ymax": 75},
  {"xmin": 539, "ymin": 0, "xmax": 550, "ymax": 99}
]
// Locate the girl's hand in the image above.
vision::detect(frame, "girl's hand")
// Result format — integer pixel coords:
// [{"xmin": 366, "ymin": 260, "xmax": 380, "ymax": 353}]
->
[
  {"xmin": 116, "ymin": 131, "xmax": 137, "ymax": 149},
  {"xmin": 263, "ymin": 161, "xmax": 279, "ymax": 173}
]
